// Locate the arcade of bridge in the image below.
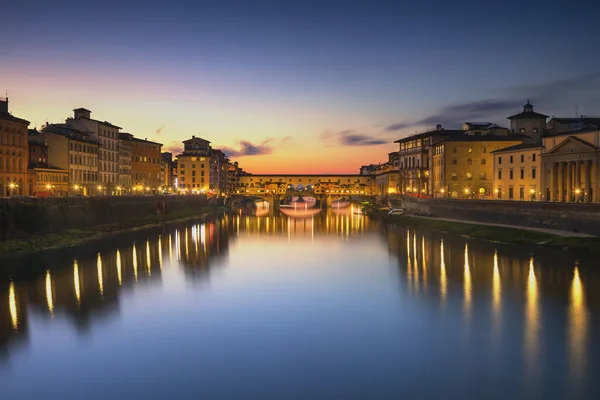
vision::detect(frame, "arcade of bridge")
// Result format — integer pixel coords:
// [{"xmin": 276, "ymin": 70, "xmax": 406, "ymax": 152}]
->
[{"xmin": 235, "ymin": 174, "xmax": 375, "ymax": 195}]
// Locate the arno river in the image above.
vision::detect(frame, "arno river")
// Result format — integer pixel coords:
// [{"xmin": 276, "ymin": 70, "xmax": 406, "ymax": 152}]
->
[{"xmin": 0, "ymin": 208, "xmax": 598, "ymax": 399}]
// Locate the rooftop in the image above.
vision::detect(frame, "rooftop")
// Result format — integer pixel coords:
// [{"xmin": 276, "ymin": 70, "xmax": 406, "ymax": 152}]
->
[
  {"xmin": 490, "ymin": 142, "xmax": 544, "ymax": 153},
  {"xmin": 436, "ymin": 131, "xmax": 527, "ymax": 143},
  {"xmin": 507, "ymin": 101, "xmax": 549, "ymax": 120},
  {"xmin": 394, "ymin": 128, "xmax": 459, "ymax": 143}
]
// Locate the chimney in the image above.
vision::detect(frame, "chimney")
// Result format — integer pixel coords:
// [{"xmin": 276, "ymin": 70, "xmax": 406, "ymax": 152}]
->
[{"xmin": 436, "ymin": 124, "xmax": 442, "ymax": 131}]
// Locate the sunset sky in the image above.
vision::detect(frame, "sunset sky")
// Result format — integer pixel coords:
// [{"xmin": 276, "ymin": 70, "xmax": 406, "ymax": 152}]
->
[{"xmin": 2, "ymin": 0, "xmax": 599, "ymax": 173}]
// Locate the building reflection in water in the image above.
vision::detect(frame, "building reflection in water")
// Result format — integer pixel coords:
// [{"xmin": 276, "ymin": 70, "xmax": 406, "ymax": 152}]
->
[
  {"xmin": 0, "ymin": 208, "xmax": 598, "ymax": 385},
  {"xmin": 569, "ymin": 264, "xmax": 587, "ymax": 392}
]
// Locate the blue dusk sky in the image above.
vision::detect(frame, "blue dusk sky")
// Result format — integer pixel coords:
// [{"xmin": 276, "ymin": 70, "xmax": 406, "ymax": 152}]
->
[{"xmin": 2, "ymin": 0, "xmax": 599, "ymax": 173}]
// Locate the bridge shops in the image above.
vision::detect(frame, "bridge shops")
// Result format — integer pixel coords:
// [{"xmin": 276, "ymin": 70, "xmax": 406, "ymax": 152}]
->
[{"xmin": 235, "ymin": 174, "xmax": 375, "ymax": 196}]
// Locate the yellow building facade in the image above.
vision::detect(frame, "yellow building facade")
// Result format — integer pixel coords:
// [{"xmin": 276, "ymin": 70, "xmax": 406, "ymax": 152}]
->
[
  {"xmin": 431, "ymin": 135, "xmax": 522, "ymax": 198},
  {"xmin": 492, "ymin": 143, "xmax": 543, "ymax": 201},
  {"xmin": 176, "ymin": 136, "xmax": 212, "ymax": 193},
  {"xmin": 0, "ymin": 98, "xmax": 30, "ymax": 196}
]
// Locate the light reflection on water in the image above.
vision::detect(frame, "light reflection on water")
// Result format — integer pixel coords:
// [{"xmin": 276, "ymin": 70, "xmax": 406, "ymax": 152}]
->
[{"xmin": 0, "ymin": 210, "xmax": 598, "ymax": 398}]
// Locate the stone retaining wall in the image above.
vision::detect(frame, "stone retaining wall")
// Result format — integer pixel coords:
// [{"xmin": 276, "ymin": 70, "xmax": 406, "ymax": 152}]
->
[
  {"xmin": 401, "ymin": 197, "xmax": 600, "ymax": 236},
  {"xmin": 0, "ymin": 195, "xmax": 208, "ymax": 240}
]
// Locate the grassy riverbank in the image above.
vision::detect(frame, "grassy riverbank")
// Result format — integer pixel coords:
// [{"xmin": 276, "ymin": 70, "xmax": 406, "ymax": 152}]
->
[
  {"xmin": 0, "ymin": 206, "xmax": 227, "ymax": 257},
  {"xmin": 386, "ymin": 215, "xmax": 600, "ymax": 255}
]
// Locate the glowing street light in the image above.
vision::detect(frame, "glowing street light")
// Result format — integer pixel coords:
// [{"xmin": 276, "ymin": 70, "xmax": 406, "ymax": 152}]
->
[
  {"xmin": 575, "ymin": 188, "xmax": 581, "ymax": 203},
  {"xmin": 8, "ymin": 182, "xmax": 18, "ymax": 196}
]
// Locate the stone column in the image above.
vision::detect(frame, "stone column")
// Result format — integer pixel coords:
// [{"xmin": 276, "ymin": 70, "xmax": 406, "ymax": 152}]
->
[
  {"xmin": 574, "ymin": 161, "xmax": 583, "ymax": 201},
  {"xmin": 592, "ymin": 160, "xmax": 598, "ymax": 203},
  {"xmin": 558, "ymin": 162, "xmax": 564, "ymax": 202},
  {"xmin": 583, "ymin": 160, "xmax": 589, "ymax": 203},
  {"xmin": 549, "ymin": 162, "xmax": 555, "ymax": 201},
  {"xmin": 566, "ymin": 161, "xmax": 573, "ymax": 202}
]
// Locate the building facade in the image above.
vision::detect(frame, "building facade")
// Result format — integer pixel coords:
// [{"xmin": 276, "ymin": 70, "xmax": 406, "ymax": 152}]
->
[
  {"xmin": 124, "ymin": 136, "xmax": 163, "ymax": 191},
  {"xmin": 492, "ymin": 143, "xmax": 543, "ymax": 201},
  {"xmin": 210, "ymin": 149, "xmax": 229, "ymax": 197},
  {"xmin": 118, "ymin": 133, "xmax": 133, "ymax": 191},
  {"xmin": 394, "ymin": 125, "xmax": 457, "ymax": 196},
  {"xmin": 431, "ymin": 133, "xmax": 523, "ymax": 198},
  {"xmin": 507, "ymin": 101, "xmax": 548, "ymax": 142},
  {"xmin": 541, "ymin": 127, "xmax": 600, "ymax": 203},
  {"xmin": 39, "ymin": 124, "xmax": 100, "ymax": 196},
  {"xmin": 161, "ymin": 152, "xmax": 175, "ymax": 189},
  {"xmin": 27, "ymin": 135, "xmax": 69, "ymax": 197},
  {"xmin": 66, "ymin": 108, "xmax": 121, "ymax": 194},
  {"xmin": 176, "ymin": 136, "xmax": 212, "ymax": 193},
  {"xmin": 0, "ymin": 98, "xmax": 30, "ymax": 196}
]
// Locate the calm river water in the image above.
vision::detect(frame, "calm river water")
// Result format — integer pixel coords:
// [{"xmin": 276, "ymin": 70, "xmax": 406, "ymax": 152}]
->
[{"xmin": 0, "ymin": 208, "xmax": 599, "ymax": 399}]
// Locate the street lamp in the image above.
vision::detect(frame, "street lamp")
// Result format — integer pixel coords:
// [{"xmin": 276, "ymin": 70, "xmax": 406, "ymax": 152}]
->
[
  {"xmin": 8, "ymin": 182, "xmax": 17, "ymax": 197},
  {"xmin": 530, "ymin": 188, "xmax": 536, "ymax": 201},
  {"xmin": 575, "ymin": 189, "xmax": 581, "ymax": 203}
]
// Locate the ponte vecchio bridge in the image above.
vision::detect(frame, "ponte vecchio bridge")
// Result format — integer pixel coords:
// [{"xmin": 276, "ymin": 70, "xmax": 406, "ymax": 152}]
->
[{"xmin": 233, "ymin": 174, "xmax": 376, "ymax": 207}]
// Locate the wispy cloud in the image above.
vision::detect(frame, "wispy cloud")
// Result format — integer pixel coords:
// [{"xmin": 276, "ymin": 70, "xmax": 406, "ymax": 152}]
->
[
  {"xmin": 385, "ymin": 99, "xmax": 519, "ymax": 132},
  {"xmin": 155, "ymin": 124, "xmax": 165, "ymax": 136},
  {"xmin": 219, "ymin": 137, "xmax": 291, "ymax": 158},
  {"xmin": 322, "ymin": 129, "xmax": 390, "ymax": 146},
  {"xmin": 385, "ymin": 73, "xmax": 600, "ymax": 134}
]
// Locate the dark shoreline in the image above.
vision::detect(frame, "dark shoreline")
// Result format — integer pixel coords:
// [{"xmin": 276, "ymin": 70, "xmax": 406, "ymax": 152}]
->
[
  {"xmin": 384, "ymin": 214, "xmax": 600, "ymax": 255},
  {"xmin": 0, "ymin": 206, "xmax": 227, "ymax": 258}
]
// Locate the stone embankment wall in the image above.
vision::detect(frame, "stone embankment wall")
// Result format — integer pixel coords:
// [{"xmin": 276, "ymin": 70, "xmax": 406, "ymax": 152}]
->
[
  {"xmin": 401, "ymin": 197, "xmax": 600, "ymax": 236},
  {"xmin": 0, "ymin": 195, "xmax": 208, "ymax": 241}
]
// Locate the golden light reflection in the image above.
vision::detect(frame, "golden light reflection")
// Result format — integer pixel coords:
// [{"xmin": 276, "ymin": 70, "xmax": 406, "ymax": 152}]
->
[
  {"xmin": 97, "ymin": 253, "xmax": 104, "ymax": 296},
  {"xmin": 412, "ymin": 232, "xmax": 419, "ymax": 291},
  {"xmin": 185, "ymin": 227, "xmax": 189, "ymax": 260},
  {"xmin": 116, "ymin": 249, "xmax": 122, "ymax": 286},
  {"xmin": 74, "ymin": 260, "xmax": 81, "ymax": 304},
  {"xmin": 146, "ymin": 240, "xmax": 152, "ymax": 276},
  {"xmin": 158, "ymin": 236, "xmax": 163, "ymax": 270},
  {"xmin": 133, "ymin": 243, "xmax": 138, "ymax": 281},
  {"xmin": 406, "ymin": 230, "xmax": 412, "ymax": 284},
  {"xmin": 525, "ymin": 257, "xmax": 540, "ymax": 382},
  {"xmin": 464, "ymin": 243, "xmax": 471, "ymax": 317},
  {"xmin": 175, "ymin": 230, "xmax": 181, "ymax": 261},
  {"xmin": 169, "ymin": 234, "xmax": 173, "ymax": 264},
  {"xmin": 440, "ymin": 240, "xmax": 446, "ymax": 303},
  {"xmin": 9, "ymin": 281, "xmax": 18, "ymax": 329},
  {"xmin": 46, "ymin": 270, "xmax": 54, "ymax": 316},
  {"xmin": 569, "ymin": 265, "xmax": 587, "ymax": 387},
  {"xmin": 421, "ymin": 236, "xmax": 427, "ymax": 289},
  {"xmin": 493, "ymin": 250, "xmax": 501, "ymax": 318}
]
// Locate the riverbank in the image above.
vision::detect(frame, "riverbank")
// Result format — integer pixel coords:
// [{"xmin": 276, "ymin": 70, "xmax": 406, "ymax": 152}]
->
[
  {"xmin": 0, "ymin": 205, "xmax": 227, "ymax": 257},
  {"xmin": 385, "ymin": 214, "xmax": 600, "ymax": 255}
]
